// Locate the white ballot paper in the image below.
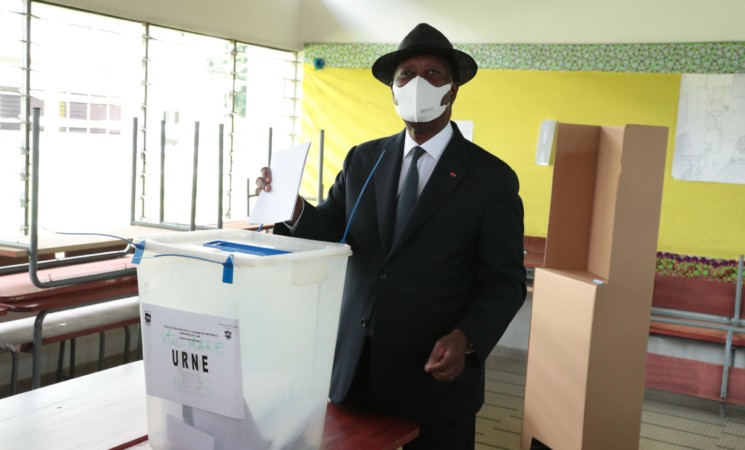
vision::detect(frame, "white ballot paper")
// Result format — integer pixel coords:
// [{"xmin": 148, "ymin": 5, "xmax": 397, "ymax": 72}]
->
[
  {"xmin": 141, "ymin": 303, "xmax": 244, "ymax": 419},
  {"xmin": 248, "ymin": 142, "xmax": 311, "ymax": 225}
]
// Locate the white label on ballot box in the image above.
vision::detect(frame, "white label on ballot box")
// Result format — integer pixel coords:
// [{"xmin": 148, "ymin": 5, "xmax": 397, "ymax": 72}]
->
[{"xmin": 141, "ymin": 303, "xmax": 244, "ymax": 419}]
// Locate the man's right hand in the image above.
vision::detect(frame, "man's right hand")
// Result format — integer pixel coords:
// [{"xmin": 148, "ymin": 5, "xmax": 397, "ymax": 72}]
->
[
  {"xmin": 255, "ymin": 167, "xmax": 272, "ymax": 195},
  {"xmin": 255, "ymin": 166, "xmax": 304, "ymax": 225}
]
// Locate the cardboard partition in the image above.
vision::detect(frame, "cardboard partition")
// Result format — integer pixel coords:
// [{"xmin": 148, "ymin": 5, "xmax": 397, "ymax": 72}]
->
[{"xmin": 521, "ymin": 123, "xmax": 668, "ymax": 450}]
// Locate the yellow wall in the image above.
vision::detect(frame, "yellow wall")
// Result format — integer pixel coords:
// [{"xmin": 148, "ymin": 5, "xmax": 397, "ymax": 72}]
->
[{"xmin": 300, "ymin": 66, "xmax": 745, "ymax": 260}]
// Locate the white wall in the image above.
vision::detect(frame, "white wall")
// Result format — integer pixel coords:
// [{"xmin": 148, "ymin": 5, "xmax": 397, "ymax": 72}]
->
[{"xmin": 47, "ymin": 0, "xmax": 745, "ymax": 49}]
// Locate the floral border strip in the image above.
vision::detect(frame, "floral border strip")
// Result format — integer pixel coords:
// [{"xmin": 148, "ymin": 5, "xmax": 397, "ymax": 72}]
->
[
  {"xmin": 656, "ymin": 252, "xmax": 743, "ymax": 283},
  {"xmin": 303, "ymin": 42, "xmax": 745, "ymax": 73}
]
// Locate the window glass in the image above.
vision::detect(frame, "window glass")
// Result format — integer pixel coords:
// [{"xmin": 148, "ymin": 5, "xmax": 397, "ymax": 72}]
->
[
  {"xmin": 233, "ymin": 44, "xmax": 299, "ymax": 216},
  {"xmin": 0, "ymin": 2, "xmax": 299, "ymax": 237},
  {"xmin": 28, "ymin": 3, "xmax": 142, "ymax": 233},
  {"xmin": 0, "ymin": 0, "xmax": 26, "ymax": 235},
  {"xmin": 144, "ymin": 26, "xmax": 234, "ymax": 225}
]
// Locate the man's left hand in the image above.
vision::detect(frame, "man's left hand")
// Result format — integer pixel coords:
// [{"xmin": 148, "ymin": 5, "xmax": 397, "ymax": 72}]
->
[{"xmin": 424, "ymin": 329, "xmax": 471, "ymax": 383}]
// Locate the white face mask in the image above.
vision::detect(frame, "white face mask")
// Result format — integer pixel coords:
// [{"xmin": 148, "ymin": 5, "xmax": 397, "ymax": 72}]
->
[{"xmin": 392, "ymin": 77, "xmax": 453, "ymax": 123}]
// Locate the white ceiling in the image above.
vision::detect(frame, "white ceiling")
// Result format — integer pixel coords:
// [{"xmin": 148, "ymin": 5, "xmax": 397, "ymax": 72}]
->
[{"xmin": 47, "ymin": 0, "xmax": 745, "ymax": 50}]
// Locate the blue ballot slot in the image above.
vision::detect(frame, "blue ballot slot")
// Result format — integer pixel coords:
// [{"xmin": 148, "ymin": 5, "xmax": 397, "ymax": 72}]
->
[{"xmin": 203, "ymin": 240, "xmax": 292, "ymax": 256}]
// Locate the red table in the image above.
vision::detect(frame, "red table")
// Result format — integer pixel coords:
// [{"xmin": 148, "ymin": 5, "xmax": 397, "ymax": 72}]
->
[
  {"xmin": 322, "ymin": 403, "xmax": 420, "ymax": 449},
  {"xmin": 0, "ymin": 256, "xmax": 138, "ymax": 388}
]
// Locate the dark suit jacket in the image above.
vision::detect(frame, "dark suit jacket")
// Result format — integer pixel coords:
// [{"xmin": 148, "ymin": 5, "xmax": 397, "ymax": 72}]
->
[{"xmin": 274, "ymin": 122, "xmax": 526, "ymax": 425}]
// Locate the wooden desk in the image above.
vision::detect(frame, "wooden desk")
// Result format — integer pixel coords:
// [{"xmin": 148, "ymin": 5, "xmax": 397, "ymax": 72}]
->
[
  {"xmin": 523, "ymin": 235, "xmax": 546, "ymax": 269},
  {"xmin": 0, "ymin": 361, "xmax": 419, "ymax": 450},
  {"xmin": 0, "ymin": 257, "xmax": 136, "ymax": 303},
  {"xmin": 0, "ymin": 361, "xmax": 147, "ymax": 449},
  {"xmin": 0, "ymin": 257, "xmax": 138, "ymax": 388},
  {"xmin": 321, "ymin": 403, "xmax": 419, "ymax": 450},
  {"xmin": 524, "ymin": 253, "xmax": 545, "ymax": 269},
  {"xmin": 0, "ymin": 223, "xmax": 262, "ymax": 259},
  {"xmin": 0, "ymin": 225, "xmax": 184, "ymax": 259}
]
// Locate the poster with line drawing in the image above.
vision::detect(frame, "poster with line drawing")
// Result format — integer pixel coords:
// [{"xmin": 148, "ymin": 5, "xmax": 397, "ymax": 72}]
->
[{"xmin": 673, "ymin": 74, "xmax": 745, "ymax": 185}]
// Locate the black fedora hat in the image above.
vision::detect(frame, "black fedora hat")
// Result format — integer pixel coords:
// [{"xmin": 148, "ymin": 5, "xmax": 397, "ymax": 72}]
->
[{"xmin": 372, "ymin": 23, "xmax": 478, "ymax": 85}]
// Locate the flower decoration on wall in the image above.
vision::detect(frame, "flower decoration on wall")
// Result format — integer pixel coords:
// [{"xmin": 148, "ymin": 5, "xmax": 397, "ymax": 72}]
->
[{"xmin": 656, "ymin": 252, "xmax": 743, "ymax": 283}]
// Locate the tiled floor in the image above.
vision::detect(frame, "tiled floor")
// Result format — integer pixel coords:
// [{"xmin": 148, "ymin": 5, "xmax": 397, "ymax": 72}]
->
[{"xmin": 478, "ymin": 348, "xmax": 745, "ymax": 450}]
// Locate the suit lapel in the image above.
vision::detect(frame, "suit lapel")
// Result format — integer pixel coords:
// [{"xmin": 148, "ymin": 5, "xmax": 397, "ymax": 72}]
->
[
  {"xmin": 375, "ymin": 132, "xmax": 405, "ymax": 253},
  {"xmin": 385, "ymin": 125, "xmax": 470, "ymax": 258}
]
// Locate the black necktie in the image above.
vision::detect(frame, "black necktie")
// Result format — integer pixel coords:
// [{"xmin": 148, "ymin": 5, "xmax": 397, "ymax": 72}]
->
[{"xmin": 395, "ymin": 146, "xmax": 426, "ymax": 239}]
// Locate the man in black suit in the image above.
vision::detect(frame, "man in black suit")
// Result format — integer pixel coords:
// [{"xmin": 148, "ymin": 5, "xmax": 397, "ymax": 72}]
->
[{"xmin": 259, "ymin": 23, "xmax": 526, "ymax": 450}]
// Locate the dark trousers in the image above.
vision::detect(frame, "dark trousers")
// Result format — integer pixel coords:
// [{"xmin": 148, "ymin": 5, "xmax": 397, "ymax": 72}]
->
[
  {"xmin": 343, "ymin": 336, "xmax": 375, "ymax": 408},
  {"xmin": 344, "ymin": 337, "xmax": 477, "ymax": 450},
  {"xmin": 404, "ymin": 414, "xmax": 476, "ymax": 450}
]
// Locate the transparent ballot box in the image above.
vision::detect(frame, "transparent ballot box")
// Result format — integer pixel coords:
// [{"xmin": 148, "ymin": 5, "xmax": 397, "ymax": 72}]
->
[{"xmin": 134, "ymin": 229, "xmax": 351, "ymax": 450}]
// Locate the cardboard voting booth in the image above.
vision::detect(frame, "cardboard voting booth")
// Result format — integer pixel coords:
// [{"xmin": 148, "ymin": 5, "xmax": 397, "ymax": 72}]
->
[
  {"xmin": 521, "ymin": 124, "xmax": 669, "ymax": 450},
  {"xmin": 134, "ymin": 229, "xmax": 352, "ymax": 450}
]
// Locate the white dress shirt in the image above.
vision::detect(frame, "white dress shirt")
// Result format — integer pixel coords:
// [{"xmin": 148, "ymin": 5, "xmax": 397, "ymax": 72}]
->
[{"xmin": 397, "ymin": 122, "xmax": 453, "ymax": 196}]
